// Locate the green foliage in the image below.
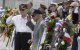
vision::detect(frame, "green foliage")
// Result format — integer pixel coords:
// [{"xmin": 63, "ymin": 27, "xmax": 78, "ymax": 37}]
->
[
  {"xmin": 57, "ymin": 41, "xmax": 68, "ymax": 50},
  {"xmin": 45, "ymin": 17, "xmax": 58, "ymax": 44},
  {"xmin": 0, "ymin": 7, "xmax": 14, "ymax": 38},
  {"xmin": 7, "ymin": 26, "xmax": 14, "ymax": 38},
  {"xmin": 45, "ymin": 32, "xmax": 53, "ymax": 44}
]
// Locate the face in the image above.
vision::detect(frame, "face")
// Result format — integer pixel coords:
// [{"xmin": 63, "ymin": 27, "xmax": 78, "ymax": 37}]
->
[
  {"xmin": 39, "ymin": 8, "xmax": 45, "ymax": 13},
  {"xmin": 63, "ymin": 3, "xmax": 70, "ymax": 9},
  {"xmin": 33, "ymin": 15, "xmax": 38, "ymax": 22},
  {"xmin": 50, "ymin": 5, "xmax": 57, "ymax": 12},
  {"xmin": 42, "ymin": 13, "xmax": 46, "ymax": 19},
  {"xmin": 69, "ymin": 6, "xmax": 74, "ymax": 10},
  {"xmin": 20, "ymin": 9, "xmax": 28, "ymax": 17},
  {"xmin": 32, "ymin": 14, "xmax": 42, "ymax": 22},
  {"xmin": 70, "ymin": 6, "xmax": 79, "ymax": 12}
]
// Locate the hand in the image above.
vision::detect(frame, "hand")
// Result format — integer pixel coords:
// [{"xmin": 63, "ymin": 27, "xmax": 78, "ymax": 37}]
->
[
  {"xmin": 27, "ymin": 15, "xmax": 31, "ymax": 22},
  {"xmin": 27, "ymin": 39, "xmax": 33, "ymax": 45}
]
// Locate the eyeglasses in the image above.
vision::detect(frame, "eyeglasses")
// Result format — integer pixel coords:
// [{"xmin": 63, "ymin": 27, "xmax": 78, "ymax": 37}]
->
[
  {"xmin": 19, "ymin": 7, "xmax": 27, "ymax": 11},
  {"xmin": 20, "ymin": 8, "xmax": 27, "ymax": 11}
]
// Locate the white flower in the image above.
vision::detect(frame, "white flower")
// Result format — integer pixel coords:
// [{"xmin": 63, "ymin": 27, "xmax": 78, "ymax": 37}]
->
[
  {"xmin": 61, "ymin": 41, "xmax": 65, "ymax": 45},
  {"xmin": 55, "ymin": 43, "xmax": 58, "ymax": 47},
  {"xmin": 63, "ymin": 28, "xmax": 66, "ymax": 32}
]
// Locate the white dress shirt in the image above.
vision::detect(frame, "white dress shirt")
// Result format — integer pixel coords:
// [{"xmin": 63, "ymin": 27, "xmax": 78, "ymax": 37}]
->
[{"xmin": 6, "ymin": 15, "xmax": 33, "ymax": 33}]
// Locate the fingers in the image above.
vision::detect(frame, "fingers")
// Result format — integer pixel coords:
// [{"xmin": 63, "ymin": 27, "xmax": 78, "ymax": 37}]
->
[{"xmin": 27, "ymin": 15, "xmax": 31, "ymax": 21}]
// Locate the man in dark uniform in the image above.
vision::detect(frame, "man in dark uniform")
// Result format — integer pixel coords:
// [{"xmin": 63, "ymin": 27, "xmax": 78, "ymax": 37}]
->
[{"xmin": 70, "ymin": 2, "xmax": 80, "ymax": 50}]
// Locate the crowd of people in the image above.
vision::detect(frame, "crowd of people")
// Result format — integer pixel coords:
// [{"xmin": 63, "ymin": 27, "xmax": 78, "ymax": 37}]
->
[
  {"xmin": 6, "ymin": 1, "xmax": 80, "ymax": 50},
  {"xmin": 0, "ymin": 0, "xmax": 80, "ymax": 50}
]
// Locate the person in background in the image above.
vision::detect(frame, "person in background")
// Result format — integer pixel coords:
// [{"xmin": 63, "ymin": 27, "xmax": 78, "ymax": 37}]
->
[
  {"xmin": 32, "ymin": 10, "xmax": 46, "ymax": 50},
  {"xmin": 62, "ymin": 1, "xmax": 70, "ymax": 19},
  {"xmin": 70, "ymin": 2, "xmax": 80, "ymax": 50},
  {"xmin": 57, "ymin": 1, "xmax": 70, "ymax": 19},
  {"xmin": 47, "ymin": 2, "xmax": 59, "ymax": 50},
  {"xmin": 38, "ymin": 4, "xmax": 47, "ymax": 19},
  {"xmin": 58, "ymin": 2, "xmax": 63, "ymax": 6},
  {"xmin": 6, "ymin": 4, "xmax": 34, "ymax": 50},
  {"xmin": 70, "ymin": 1, "xmax": 79, "ymax": 24},
  {"xmin": 49, "ymin": 2, "xmax": 58, "ymax": 17},
  {"xmin": 48, "ymin": 6, "xmax": 52, "ymax": 15},
  {"xmin": 46, "ymin": 2, "xmax": 58, "ymax": 24}
]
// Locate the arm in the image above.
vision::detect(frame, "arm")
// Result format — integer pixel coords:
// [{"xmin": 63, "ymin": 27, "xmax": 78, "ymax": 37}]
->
[
  {"xmin": 26, "ymin": 15, "xmax": 35, "ymax": 31},
  {"xmin": 6, "ymin": 9, "xmax": 17, "ymax": 24},
  {"xmin": 6, "ymin": 15, "xmax": 13, "ymax": 24},
  {"xmin": 38, "ymin": 22, "xmax": 46, "ymax": 37},
  {"xmin": 26, "ymin": 21, "xmax": 34, "ymax": 31}
]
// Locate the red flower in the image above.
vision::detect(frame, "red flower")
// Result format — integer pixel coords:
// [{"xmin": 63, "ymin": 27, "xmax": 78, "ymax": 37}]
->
[
  {"xmin": 61, "ymin": 27, "xmax": 63, "ymax": 30},
  {"xmin": 48, "ymin": 27, "xmax": 52, "ymax": 31},
  {"xmin": 62, "ymin": 21, "xmax": 68, "ymax": 26},
  {"xmin": 50, "ymin": 16, "xmax": 55, "ymax": 19},
  {"xmin": 75, "ymin": 24, "xmax": 80, "ymax": 27},
  {"xmin": 63, "ymin": 36, "xmax": 72, "ymax": 43}
]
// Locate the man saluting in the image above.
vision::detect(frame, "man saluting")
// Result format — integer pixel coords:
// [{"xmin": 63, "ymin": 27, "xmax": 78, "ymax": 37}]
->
[{"xmin": 6, "ymin": 4, "xmax": 34, "ymax": 50}]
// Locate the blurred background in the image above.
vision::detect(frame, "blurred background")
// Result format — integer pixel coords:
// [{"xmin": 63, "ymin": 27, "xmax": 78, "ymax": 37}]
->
[{"xmin": 0, "ymin": 0, "xmax": 79, "ymax": 9}]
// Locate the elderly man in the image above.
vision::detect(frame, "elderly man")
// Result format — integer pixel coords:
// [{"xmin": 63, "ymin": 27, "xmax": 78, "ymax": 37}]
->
[{"xmin": 70, "ymin": 2, "xmax": 80, "ymax": 50}]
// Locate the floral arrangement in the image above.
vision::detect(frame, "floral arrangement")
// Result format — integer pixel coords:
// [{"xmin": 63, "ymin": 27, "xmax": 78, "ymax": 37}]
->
[
  {"xmin": 45, "ymin": 15, "xmax": 58, "ymax": 44},
  {"xmin": 0, "ymin": 7, "xmax": 17, "ymax": 40},
  {"xmin": 0, "ymin": 7, "xmax": 19, "ymax": 49},
  {"xmin": 57, "ymin": 20, "xmax": 73, "ymax": 50},
  {"xmin": 43, "ymin": 13, "xmax": 75, "ymax": 50}
]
